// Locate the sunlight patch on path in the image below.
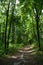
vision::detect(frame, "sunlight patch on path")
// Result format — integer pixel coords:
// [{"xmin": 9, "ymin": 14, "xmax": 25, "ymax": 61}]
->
[{"xmin": 5, "ymin": 45, "xmax": 38, "ymax": 59}]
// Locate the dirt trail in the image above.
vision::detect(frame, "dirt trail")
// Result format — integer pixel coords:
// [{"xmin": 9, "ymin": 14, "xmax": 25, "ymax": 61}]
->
[{"xmin": 0, "ymin": 45, "xmax": 43, "ymax": 65}]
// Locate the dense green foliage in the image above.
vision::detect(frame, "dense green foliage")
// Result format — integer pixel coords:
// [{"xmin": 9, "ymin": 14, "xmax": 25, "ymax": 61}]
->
[{"xmin": 0, "ymin": 0, "xmax": 43, "ymax": 54}]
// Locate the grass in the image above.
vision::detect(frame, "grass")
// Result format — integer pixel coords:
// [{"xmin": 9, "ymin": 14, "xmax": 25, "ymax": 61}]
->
[
  {"xmin": 9, "ymin": 43, "xmax": 24, "ymax": 49},
  {"xmin": 0, "ymin": 43, "xmax": 24, "ymax": 57},
  {"xmin": 4, "ymin": 43, "xmax": 24, "ymax": 55}
]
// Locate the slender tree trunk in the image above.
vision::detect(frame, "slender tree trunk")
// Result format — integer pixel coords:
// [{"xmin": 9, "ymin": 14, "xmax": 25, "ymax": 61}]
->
[
  {"xmin": 7, "ymin": 15, "xmax": 13, "ymax": 49},
  {"xmin": 34, "ymin": 3, "xmax": 41, "ymax": 50},
  {"xmin": 5, "ymin": 0, "xmax": 10, "ymax": 49},
  {"xmin": 7, "ymin": 19, "xmax": 12, "ymax": 48},
  {"xmin": 35, "ymin": 13, "xmax": 41, "ymax": 50},
  {"xmin": 11, "ymin": 22, "xmax": 15, "ymax": 45},
  {"xmin": 7, "ymin": 2, "xmax": 15, "ymax": 49}
]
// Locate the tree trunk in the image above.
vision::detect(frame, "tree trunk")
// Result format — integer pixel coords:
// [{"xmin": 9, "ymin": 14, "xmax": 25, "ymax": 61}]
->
[
  {"xmin": 5, "ymin": 0, "xmax": 10, "ymax": 49},
  {"xmin": 7, "ymin": 19, "xmax": 12, "ymax": 48},
  {"xmin": 11, "ymin": 22, "xmax": 15, "ymax": 45},
  {"xmin": 35, "ymin": 13, "xmax": 41, "ymax": 50},
  {"xmin": 34, "ymin": 2, "xmax": 41, "ymax": 50},
  {"xmin": 7, "ymin": 3, "xmax": 15, "ymax": 49}
]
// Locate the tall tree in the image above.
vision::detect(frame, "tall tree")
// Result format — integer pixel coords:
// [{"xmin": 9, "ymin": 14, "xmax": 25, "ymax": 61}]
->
[
  {"xmin": 5, "ymin": 0, "xmax": 10, "ymax": 49},
  {"xmin": 33, "ymin": 0, "xmax": 43, "ymax": 50},
  {"xmin": 7, "ymin": 0, "xmax": 16, "ymax": 48}
]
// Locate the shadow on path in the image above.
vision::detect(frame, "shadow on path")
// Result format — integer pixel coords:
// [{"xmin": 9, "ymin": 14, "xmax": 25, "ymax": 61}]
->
[{"xmin": 0, "ymin": 45, "xmax": 43, "ymax": 65}]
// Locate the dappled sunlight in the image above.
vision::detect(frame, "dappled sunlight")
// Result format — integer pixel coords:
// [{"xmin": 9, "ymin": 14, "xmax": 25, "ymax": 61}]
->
[
  {"xmin": 5, "ymin": 55, "xmax": 17, "ymax": 59},
  {"xmin": 18, "ymin": 45, "xmax": 38, "ymax": 55},
  {"xmin": 18, "ymin": 48, "xmax": 37, "ymax": 54}
]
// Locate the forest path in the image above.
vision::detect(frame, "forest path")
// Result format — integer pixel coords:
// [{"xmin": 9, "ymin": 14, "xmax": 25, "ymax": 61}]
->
[{"xmin": 0, "ymin": 45, "xmax": 43, "ymax": 65}]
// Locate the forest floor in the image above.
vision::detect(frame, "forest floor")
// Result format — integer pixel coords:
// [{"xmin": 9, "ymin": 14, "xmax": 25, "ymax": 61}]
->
[{"xmin": 0, "ymin": 45, "xmax": 43, "ymax": 65}]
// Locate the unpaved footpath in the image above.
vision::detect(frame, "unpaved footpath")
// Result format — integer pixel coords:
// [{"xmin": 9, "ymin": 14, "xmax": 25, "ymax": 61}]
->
[{"xmin": 0, "ymin": 45, "xmax": 43, "ymax": 65}]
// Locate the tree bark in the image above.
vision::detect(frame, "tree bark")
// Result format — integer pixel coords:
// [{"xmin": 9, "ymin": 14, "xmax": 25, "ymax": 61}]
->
[
  {"xmin": 11, "ymin": 21, "xmax": 15, "ymax": 45},
  {"xmin": 5, "ymin": 0, "xmax": 10, "ymax": 49},
  {"xmin": 35, "ymin": 13, "xmax": 41, "ymax": 50},
  {"xmin": 34, "ymin": 2, "xmax": 41, "ymax": 50},
  {"xmin": 7, "ymin": 2, "xmax": 15, "ymax": 49}
]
